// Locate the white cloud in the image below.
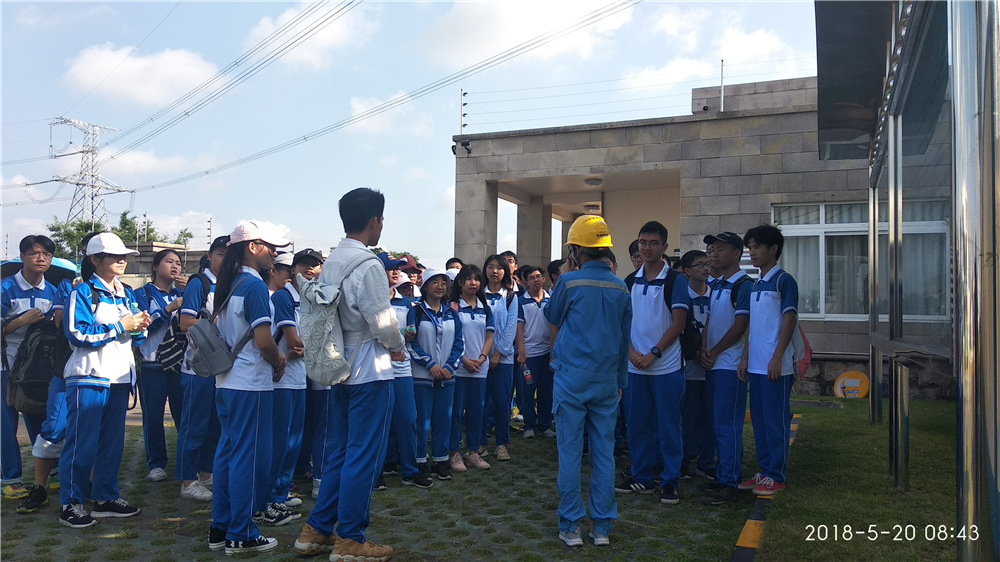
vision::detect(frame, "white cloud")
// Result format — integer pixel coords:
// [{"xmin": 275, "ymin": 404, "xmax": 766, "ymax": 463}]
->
[
  {"xmin": 64, "ymin": 43, "xmax": 219, "ymax": 107},
  {"xmin": 16, "ymin": 4, "xmax": 114, "ymax": 29},
  {"xmin": 147, "ymin": 210, "xmax": 213, "ymax": 242},
  {"xmin": 498, "ymin": 232, "xmax": 516, "ymax": 253},
  {"xmin": 100, "ymin": 149, "xmax": 218, "ymax": 178},
  {"xmin": 12, "ymin": 217, "xmax": 48, "ymax": 236},
  {"xmin": 403, "ymin": 167, "xmax": 432, "ymax": 182},
  {"xmin": 379, "ymin": 156, "xmax": 400, "ymax": 168},
  {"xmin": 435, "ymin": 186, "xmax": 455, "ymax": 213},
  {"xmin": 653, "ymin": 7, "xmax": 712, "ymax": 53},
  {"xmin": 348, "ymin": 91, "xmax": 433, "ymax": 137},
  {"xmin": 423, "ymin": 1, "xmax": 633, "ymax": 69},
  {"xmin": 245, "ymin": 2, "xmax": 378, "ymax": 70}
]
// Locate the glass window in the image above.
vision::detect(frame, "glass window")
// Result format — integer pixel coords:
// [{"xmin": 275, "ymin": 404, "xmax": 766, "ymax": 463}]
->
[
  {"xmin": 825, "ymin": 235, "xmax": 868, "ymax": 314},
  {"xmin": 826, "ymin": 203, "xmax": 868, "ymax": 224},
  {"xmin": 781, "ymin": 236, "xmax": 820, "ymax": 314},
  {"xmin": 774, "ymin": 205, "xmax": 820, "ymax": 225}
]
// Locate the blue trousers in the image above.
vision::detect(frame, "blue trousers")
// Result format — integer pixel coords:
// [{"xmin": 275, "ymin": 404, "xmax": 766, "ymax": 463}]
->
[
  {"xmin": 481, "ymin": 363, "xmax": 513, "ymax": 447},
  {"xmin": 59, "ymin": 383, "xmax": 130, "ymax": 504},
  {"xmin": 0, "ymin": 369, "xmax": 45, "ymax": 483},
  {"xmin": 297, "ymin": 387, "xmax": 330, "ymax": 477},
  {"xmin": 175, "ymin": 374, "xmax": 220, "ymax": 481},
  {"xmin": 33, "ymin": 375, "xmax": 68, "ymax": 460},
  {"xmin": 553, "ymin": 374, "xmax": 618, "ymax": 535},
  {"xmin": 414, "ymin": 380, "xmax": 455, "ymax": 462},
  {"xmin": 627, "ymin": 370, "xmax": 685, "ymax": 489},
  {"xmin": 681, "ymin": 378, "xmax": 716, "ymax": 472},
  {"xmin": 307, "ymin": 380, "xmax": 392, "ymax": 543},
  {"xmin": 708, "ymin": 369, "xmax": 748, "ymax": 488},
  {"xmin": 519, "ymin": 354, "xmax": 553, "ymax": 432},
  {"xmin": 139, "ymin": 363, "xmax": 183, "ymax": 471},
  {"xmin": 451, "ymin": 377, "xmax": 486, "ymax": 451},
  {"xmin": 270, "ymin": 388, "xmax": 305, "ymax": 504},
  {"xmin": 749, "ymin": 374, "xmax": 793, "ymax": 483},
  {"xmin": 385, "ymin": 377, "xmax": 419, "ymax": 478},
  {"xmin": 211, "ymin": 389, "xmax": 273, "ymax": 543}
]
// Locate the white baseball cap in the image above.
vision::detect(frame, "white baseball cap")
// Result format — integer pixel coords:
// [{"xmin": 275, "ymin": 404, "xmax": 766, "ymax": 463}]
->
[
  {"xmin": 421, "ymin": 268, "xmax": 448, "ymax": 284},
  {"xmin": 273, "ymin": 252, "xmax": 294, "ymax": 267},
  {"xmin": 228, "ymin": 220, "xmax": 291, "ymax": 247},
  {"xmin": 86, "ymin": 233, "xmax": 139, "ymax": 256}
]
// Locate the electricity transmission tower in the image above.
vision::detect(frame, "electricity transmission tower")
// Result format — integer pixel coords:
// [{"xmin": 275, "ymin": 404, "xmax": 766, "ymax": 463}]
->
[{"xmin": 51, "ymin": 118, "xmax": 131, "ymax": 230}]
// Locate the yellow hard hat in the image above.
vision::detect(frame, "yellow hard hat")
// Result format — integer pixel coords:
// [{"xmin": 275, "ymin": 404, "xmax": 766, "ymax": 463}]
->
[{"xmin": 566, "ymin": 215, "xmax": 613, "ymax": 248}]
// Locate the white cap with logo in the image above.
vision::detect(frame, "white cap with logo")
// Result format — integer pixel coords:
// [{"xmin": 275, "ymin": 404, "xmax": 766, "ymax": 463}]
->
[{"xmin": 86, "ymin": 233, "xmax": 140, "ymax": 256}]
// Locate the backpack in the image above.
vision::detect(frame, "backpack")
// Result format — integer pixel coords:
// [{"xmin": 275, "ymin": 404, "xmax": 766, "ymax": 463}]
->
[
  {"xmin": 776, "ymin": 271, "xmax": 812, "ymax": 378},
  {"xmin": 156, "ymin": 273, "xmax": 211, "ymax": 374},
  {"xmin": 663, "ymin": 268, "xmax": 703, "ymax": 361},
  {"xmin": 297, "ymin": 252, "xmax": 380, "ymax": 386},
  {"xmin": 728, "ymin": 276, "xmax": 751, "ymax": 309},
  {"xmin": 186, "ymin": 277, "xmax": 253, "ymax": 378}
]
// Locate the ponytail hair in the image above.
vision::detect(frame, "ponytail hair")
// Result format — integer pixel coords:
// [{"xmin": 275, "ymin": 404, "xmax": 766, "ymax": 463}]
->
[
  {"xmin": 82, "ymin": 253, "xmax": 103, "ymax": 282},
  {"xmin": 214, "ymin": 241, "xmax": 249, "ymax": 307}
]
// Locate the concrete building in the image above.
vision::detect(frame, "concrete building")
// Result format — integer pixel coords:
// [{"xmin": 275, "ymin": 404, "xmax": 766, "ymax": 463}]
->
[{"xmin": 452, "ymin": 76, "xmax": 878, "ymax": 367}]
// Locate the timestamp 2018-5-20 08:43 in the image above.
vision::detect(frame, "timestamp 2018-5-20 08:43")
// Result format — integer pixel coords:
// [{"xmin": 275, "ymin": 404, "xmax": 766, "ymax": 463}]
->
[{"xmin": 804, "ymin": 524, "xmax": 979, "ymax": 542}]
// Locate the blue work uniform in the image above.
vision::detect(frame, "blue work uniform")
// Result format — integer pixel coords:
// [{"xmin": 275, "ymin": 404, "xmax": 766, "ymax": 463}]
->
[{"xmin": 544, "ymin": 260, "xmax": 631, "ymax": 537}]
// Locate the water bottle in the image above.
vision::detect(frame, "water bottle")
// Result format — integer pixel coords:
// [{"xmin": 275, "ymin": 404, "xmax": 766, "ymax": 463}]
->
[
  {"xmin": 128, "ymin": 302, "xmax": 142, "ymax": 336},
  {"xmin": 522, "ymin": 365, "xmax": 533, "ymax": 384}
]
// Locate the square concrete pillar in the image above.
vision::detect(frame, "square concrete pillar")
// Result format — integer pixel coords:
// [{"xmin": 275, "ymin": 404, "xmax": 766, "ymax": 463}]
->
[
  {"xmin": 455, "ymin": 180, "xmax": 498, "ymax": 267},
  {"xmin": 516, "ymin": 196, "xmax": 552, "ymax": 269}
]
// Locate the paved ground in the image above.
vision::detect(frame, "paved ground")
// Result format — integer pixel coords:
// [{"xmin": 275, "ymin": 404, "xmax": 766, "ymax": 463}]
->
[{"xmin": 1, "ymin": 416, "xmax": 756, "ymax": 561}]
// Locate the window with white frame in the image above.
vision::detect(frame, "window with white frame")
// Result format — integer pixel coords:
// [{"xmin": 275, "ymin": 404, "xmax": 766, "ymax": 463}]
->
[{"xmin": 773, "ymin": 201, "xmax": 949, "ymax": 320}]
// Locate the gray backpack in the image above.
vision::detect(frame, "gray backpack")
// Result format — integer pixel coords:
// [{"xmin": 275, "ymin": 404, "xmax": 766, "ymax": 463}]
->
[{"xmin": 187, "ymin": 277, "xmax": 254, "ymax": 378}]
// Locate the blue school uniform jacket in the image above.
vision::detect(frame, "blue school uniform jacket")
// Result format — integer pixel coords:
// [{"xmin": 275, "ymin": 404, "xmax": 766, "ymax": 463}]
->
[{"xmin": 407, "ymin": 300, "xmax": 464, "ymax": 385}]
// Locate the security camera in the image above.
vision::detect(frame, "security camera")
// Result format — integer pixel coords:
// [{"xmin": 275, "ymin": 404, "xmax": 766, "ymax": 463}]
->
[{"xmin": 703, "ymin": 105, "xmax": 709, "ymax": 111}]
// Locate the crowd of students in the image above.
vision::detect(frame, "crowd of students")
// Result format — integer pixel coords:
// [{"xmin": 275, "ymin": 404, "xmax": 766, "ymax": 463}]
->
[{"xmin": 0, "ymin": 194, "xmax": 798, "ymax": 556}]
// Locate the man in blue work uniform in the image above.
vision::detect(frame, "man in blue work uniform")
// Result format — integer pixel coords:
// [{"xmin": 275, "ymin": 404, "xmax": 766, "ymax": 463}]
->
[{"xmin": 544, "ymin": 215, "xmax": 632, "ymax": 548}]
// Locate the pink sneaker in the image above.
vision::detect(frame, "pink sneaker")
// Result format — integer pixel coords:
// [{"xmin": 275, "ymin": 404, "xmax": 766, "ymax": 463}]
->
[
  {"xmin": 753, "ymin": 477, "xmax": 785, "ymax": 496},
  {"xmin": 465, "ymin": 452, "xmax": 491, "ymax": 470},
  {"xmin": 737, "ymin": 473, "xmax": 763, "ymax": 491},
  {"xmin": 449, "ymin": 452, "xmax": 467, "ymax": 473}
]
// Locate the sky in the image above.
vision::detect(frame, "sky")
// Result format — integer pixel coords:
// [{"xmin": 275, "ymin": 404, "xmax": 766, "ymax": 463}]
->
[{"xmin": 1, "ymin": 0, "xmax": 818, "ymax": 267}]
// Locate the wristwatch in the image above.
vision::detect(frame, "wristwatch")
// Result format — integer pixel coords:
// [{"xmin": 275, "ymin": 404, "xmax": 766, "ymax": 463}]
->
[{"xmin": 650, "ymin": 346, "xmax": 662, "ymax": 358}]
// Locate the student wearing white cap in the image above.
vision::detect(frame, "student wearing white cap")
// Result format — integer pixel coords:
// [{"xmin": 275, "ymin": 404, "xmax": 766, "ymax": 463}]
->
[
  {"xmin": 59, "ymin": 233, "xmax": 150, "ymax": 528},
  {"xmin": 208, "ymin": 221, "xmax": 289, "ymax": 555}
]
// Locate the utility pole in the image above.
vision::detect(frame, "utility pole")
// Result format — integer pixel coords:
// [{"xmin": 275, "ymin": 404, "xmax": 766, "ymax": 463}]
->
[
  {"xmin": 207, "ymin": 217, "xmax": 213, "ymax": 245},
  {"xmin": 52, "ymin": 118, "xmax": 131, "ymax": 231}
]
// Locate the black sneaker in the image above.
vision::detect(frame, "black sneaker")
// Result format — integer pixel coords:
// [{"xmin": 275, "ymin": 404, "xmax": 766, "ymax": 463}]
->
[
  {"xmin": 614, "ymin": 477, "xmax": 653, "ymax": 494},
  {"xmin": 16, "ymin": 484, "xmax": 48, "ymax": 513},
  {"xmin": 374, "ymin": 475, "xmax": 387, "ymax": 492},
  {"xmin": 431, "ymin": 461, "xmax": 452, "ymax": 481},
  {"xmin": 679, "ymin": 464, "xmax": 693, "ymax": 480},
  {"xmin": 418, "ymin": 462, "xmax": 431, "ymax": 477},
  {"xmin": 694, "ymin": 467, "xmax": 717, "ymax": 481},
  {"xmin": 224, "ymin": 536, "xmax": 278, "ymax": 556},
  {"xmin": 272, "ymin": 502, "xmax": 301, "ymax": 520},
  {"xmin": 60, "ymin": 503, "xmax": 96, "ymax": 528},
  {"xmin": 701, "ymin": 485, "xmax": 739, "ymax": 506},
  {"xmin": 252, "ymin": 504, "xmax": 295, "ymax": 526},
  {"xmin": 660, "ymin": 486, "xmax": 680, "ymax": 505},
  {"xmin": 701, "ymin": 481, "xmax": 728, "ymax": 493},
  {"xmin": 402, "ymin": 472, "xmax": 433, "ymax": 489},
  {"xmin": 382, "ymin": 462, "xmax": 399, "ymax": 476},
  {"xmin": 209, "ymin": 526, "xmax": 227, "ymax": 551},
  {"xmin": 91, "ymin": 498, "xmax": 140, "ymax": 518}
]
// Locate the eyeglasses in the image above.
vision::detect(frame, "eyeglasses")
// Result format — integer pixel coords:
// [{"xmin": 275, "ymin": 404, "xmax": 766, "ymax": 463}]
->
[
  {"xmin": 23, "ymin": 251, "xmax": 53, "ymax": 260},
  {"xmin": 691, "ymin": 262, "xmax": 711, "ymax": 269}
]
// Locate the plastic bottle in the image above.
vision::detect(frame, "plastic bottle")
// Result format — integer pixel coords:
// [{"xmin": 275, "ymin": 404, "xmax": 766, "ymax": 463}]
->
[
  {"xmin": 522, "ymin": 365, "xmax": 533, "ymax": 384},
  {"xmin": 128, "ymin": 302, "xmax": 142, "ymax": 336}
]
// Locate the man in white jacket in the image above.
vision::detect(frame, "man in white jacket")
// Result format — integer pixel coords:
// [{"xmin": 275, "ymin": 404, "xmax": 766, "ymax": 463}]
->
[{"xmin": 293, "ymin": 188, "xmax": 406, "ymax": 562}]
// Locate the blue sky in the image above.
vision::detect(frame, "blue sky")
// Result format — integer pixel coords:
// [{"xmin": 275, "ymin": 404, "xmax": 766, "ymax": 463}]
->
[{"xmin": 2, "ymin": 1, "xmax": 817, "ymax": 266}]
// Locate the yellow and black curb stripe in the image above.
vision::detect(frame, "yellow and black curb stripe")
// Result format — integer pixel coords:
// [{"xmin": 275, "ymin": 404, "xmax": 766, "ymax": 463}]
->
[{"xmin": 730, "ymin": 413, "xmax": 802, "ymax": 561}]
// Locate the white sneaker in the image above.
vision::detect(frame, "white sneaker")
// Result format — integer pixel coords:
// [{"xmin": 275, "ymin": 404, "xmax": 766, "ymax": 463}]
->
[
  {"xmin": 147, "ymin": 468, "xmax": 167, "ymax": 482},
  {"xmin": 311, "ymin": 478, "xmax": 321, "ymax": 500},
  {"xmin": 542, "ymin": 429, "xmax": 557, "ymax": 438},
  {"xmin": 523, "ymin": 429, "xmax": 535, "ymax": 439},
  {"xmin": 180, "ymin": 480, "xmax": 212, "ymax": 501},
  {"xmin": 199, "ymin": 474, "xmax": 213, "ymax": 490},
  {"xmin": 285, "ymin": 493, "xmax": 302, "ymax": 508}
]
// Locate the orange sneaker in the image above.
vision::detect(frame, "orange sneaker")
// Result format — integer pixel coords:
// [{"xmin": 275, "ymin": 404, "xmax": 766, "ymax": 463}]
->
[
  {"xmin": 292, "ymin": 523, "xmax": 335, "ymax": 556},
  {"xmin": 330, "ymin": 536, "xmax": 393, "ymax": 561}
]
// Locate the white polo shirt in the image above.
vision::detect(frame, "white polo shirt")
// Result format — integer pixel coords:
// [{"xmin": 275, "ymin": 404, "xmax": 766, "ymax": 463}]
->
[
  {"xmin": 271, "ymin": 283, "xmax": 306, "ymax": 390},
  {"xmin": 747, "ymin": 266, "xmax": 798, "ymax": 376},
  {"xmin": 517, "ymin": 290, "xmax": 551, "ymax": 359},
  {"xmin": 216, "ymin": 267, "xmax": 274, "ymax": 391},
  {"xmin": 704, "ymin": 271, "xmax": 752, "ymax": 372},
  {"xmin": 456, "ymin": 297, "xmax": 494, "ymax": 378},
  {"xmin": 629, "ymin": 264, "xmax": 689, "ymax": 375}
]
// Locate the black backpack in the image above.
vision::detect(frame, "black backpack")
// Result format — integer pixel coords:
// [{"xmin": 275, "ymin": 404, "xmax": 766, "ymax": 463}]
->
[
  {"xmin": 156, "ymin": 273, "xmax": 211, "ymax": 374},
  {"xmin": 663, "ymin": 269, "xmax": 703, "ymax": 361},
  {"xmin": 2, "ymin": 320, "xmax": 69, "ymax": 415}
]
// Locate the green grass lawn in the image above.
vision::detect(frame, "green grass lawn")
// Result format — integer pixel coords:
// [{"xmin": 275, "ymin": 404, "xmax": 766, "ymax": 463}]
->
[
  {"xmin": 758, "ymin": 397, "xmax": 958, "ymax": 561},
  {"xmin": 0, "ymin": 396, "xmax": 959, "ymax": 561}
]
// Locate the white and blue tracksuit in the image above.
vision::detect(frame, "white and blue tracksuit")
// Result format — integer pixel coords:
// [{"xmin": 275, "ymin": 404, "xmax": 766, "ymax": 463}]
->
[
  {"xmin": 60, "ymin": 274, "xmax": 145, "ymax": 506},
  {"xmin": 627, "ymin": 265, "xmax": 690, "ymax": 490},
  {"xmin": 517, "ymin": 291, "xmax": 552, "ymax": 433},
  {"xmin": 704, "ymin": 271, "xmax": 752, "ymax": 488},
  {"xmin": 210, "ymin": 267, "xmax": 274, "ymax": 544},
  {"xmin": 31, "ymin": 279, "xmax": 74, "ymax": 464},
  {"xmin": 681, "ymin": 286, "xmax": 715, "ymax": 474},
  {"xmin": 174, "ymin": 270, "xmax": 220, "ymax": 482},
  {"xmin": 269, "ymin": 283, "xmax": 306, "ymax": 505},
  {"xmin": 481, "ymin": 289, "xmax": 518, "ymax": 448},
  {"xmin": 384, "ymin": 292, "xmax": 420, "ymax": 478},
  {"xmin": 408, "ymin": 300, "xmax": 463, "ymax": 463},
  {"xmin": 1, "ymin": 271, "xmax": 61, "ymax": 484},
  {"xmin": 747, "ymin": 267, "xmax": 798, "ymax": 485},
  {"xmin": 544, "ymin": 260, "xmax": 631, "ymax": 536},
  {"xmin": 134, "ymin": 282, "xmax": 184, "ymax": 472},
  {"xmin": 451, "ymin": 297, "xmax": 494, "ymax": 453}
]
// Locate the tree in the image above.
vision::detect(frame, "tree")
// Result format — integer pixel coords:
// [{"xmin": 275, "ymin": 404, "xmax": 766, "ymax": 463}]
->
[
  {"xmin": 370, "ymin": 246, "xmax": 420, "ymax": 265},
  {"xmin": 46, "ymin": 212, "xmax": 196, "ymax": 261},
  {"xmin": 46, "ymin": 216, "xmax": 101, "ymax": 260},
  {"xmin": 173, "ymin": 228, "xmax": 193, "ymax": 247}
]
